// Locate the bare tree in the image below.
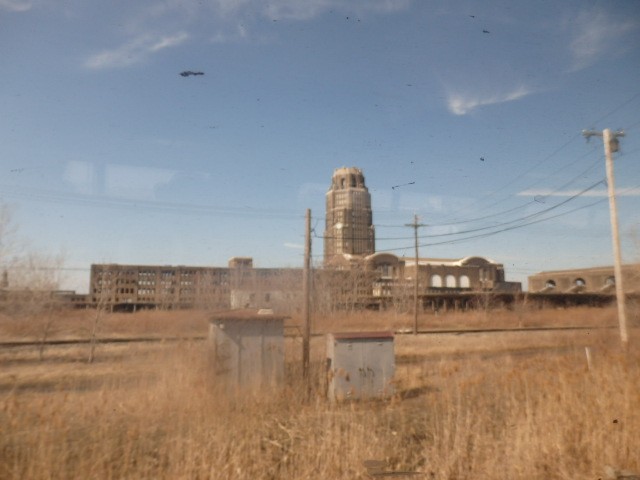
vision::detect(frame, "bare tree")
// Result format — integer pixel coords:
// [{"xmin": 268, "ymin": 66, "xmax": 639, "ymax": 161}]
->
[
  {"xmin": 88, "ymin": 265, "xmax": 114, "ymax": 363},
  {"xmin": 0, "ymin": 205, "xmax": 66, "ymax": 358}
]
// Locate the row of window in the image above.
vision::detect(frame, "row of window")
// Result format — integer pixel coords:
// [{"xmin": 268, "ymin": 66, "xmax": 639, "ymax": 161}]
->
[
  {"xmin": 100, "ymin": 278, "xmax": 229, "ymax": 286},
  {"xmin": 545, "ymin": 277, "xmax": 615, "ymax": 289},
  {"xmin": 97, "ymin": 269, "xmax": 229, "ymax": 277},
  {"xmin": 430, "ymin": 275, "xmax": 471, "ymax": 288},
  {"xmin": 96, "ymin": 270, "xmax": 137, "ymax": 277}
]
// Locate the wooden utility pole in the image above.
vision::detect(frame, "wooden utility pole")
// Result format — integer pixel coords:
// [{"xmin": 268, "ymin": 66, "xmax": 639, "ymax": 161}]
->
[
  {"xmin": 302, "ymin": 209, "xmax": 311, "ymax": 379},
  {"xmin": 583, "ymin": 128, "xmax": 628, "ymax": 345},
  {"xmin": 405, "ymin": 215, "xmax": 426, "ymax": 335}
]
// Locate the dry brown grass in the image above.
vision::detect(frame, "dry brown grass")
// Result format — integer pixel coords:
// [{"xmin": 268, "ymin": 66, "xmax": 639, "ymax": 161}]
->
[
  {"xmin": 1, "ymin": 307, "xmax": 639, "ymax": 479},
  {"xmin": 310, "ymin": 306, "xmax": 619, "ymax": 334},
  {"xmin": 0, "ymin": 304, "xmax": 627, "ymax": 343},
  {"xmin": 0, "ymin": 309, "xmax": 211, "ymax": 342}
]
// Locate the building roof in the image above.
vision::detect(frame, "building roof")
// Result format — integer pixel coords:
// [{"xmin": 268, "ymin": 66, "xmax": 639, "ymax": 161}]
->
[
  {"xmin": 530, "ymin": 264, "xmax": 640, "ymax": 276},
  {"xmin": 209, "ymin": 309, "xmax": 289, "ymax": 322},
  {"xmin": 403, "ymin": 255, "xmax": 498, "ymax": 267},
  {"xmin": 330, "ymin": 331, "xmax": 394, "ymax": 340},
  {"xmin": 333, "ymin": 166, "xmax": 363, "ymax": 175}
]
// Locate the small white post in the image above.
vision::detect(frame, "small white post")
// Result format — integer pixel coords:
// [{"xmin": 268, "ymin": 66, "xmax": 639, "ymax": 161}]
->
[{"xmin": 585, "ymin": 346, "xmax": 593, "ymax": 371}]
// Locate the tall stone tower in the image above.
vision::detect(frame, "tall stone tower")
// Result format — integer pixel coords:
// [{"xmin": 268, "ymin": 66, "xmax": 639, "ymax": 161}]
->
[{"xmin": 324, "ymin": 167, "xmax": 375, "ymax": 265}]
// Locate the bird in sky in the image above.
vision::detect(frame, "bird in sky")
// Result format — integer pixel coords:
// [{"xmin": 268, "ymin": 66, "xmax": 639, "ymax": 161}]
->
[{"xmin": 180, "ymin": 71, "xmax": 204, "ymax": 77}]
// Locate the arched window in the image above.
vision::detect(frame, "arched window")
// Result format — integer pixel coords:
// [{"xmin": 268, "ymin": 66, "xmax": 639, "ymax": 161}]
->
[
  {"xmin": 605, "ymin": 276, "xmax": 615, "ymax": 286},
  {"xmin": 378, "ymin": 263, "xmax": 393, "ymax": 279},
  {"xmin": 546, "ymin": 280, "xmax": 556, "ymax": 289},
  {"xmin": 459, "ymin": 275, "xmax": 470, "ymax": 288},
  {"xmin": 430, "ymin": 274, "xmax": 442, "ymax": 287},
  {"xmin": 574, "ymin": 278, "xmax": 586, "ymax": 287},
  {"xmin": 445, "ymin": 274, "xmax": 456, "ymax": 288}
]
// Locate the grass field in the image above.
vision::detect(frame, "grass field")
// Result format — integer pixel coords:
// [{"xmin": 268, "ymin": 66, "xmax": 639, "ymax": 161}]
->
[{"xmin": 1, "ymin": 306, "xmax": 639, "ymax": 479}]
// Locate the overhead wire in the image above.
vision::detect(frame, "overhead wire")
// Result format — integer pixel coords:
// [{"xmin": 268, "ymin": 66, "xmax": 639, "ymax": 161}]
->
[
  {"xmin": 374, "ymin": 197, "xmax": 604, "ymax": 254},
  {"xmin": 0, "ymin": 184, "xmax": 305, "ymax": 219},
  {"xmin": 429, "ymin": 91, "xmax": 640, "ymax": 225},
  {"xmin": 309, "ymin": 96, "xmax": 640, "ymax": 259},
  {"xmin": 365, "ymin": 143, "xmax": 592, "ymax": 231},
  {"xmin": 623, "ymin": 119, "xmax": 640, "ymax": 131},
  {"xmin": 425, "ymin": 150, "xmax": 603, "ymax": 228},
  {"xmin": 318, "ymin": 151, "xmax": 608, "ymax": 241},
  {"xmin": 590, "ymin": 91, "xmax": 640, "ymax": 125},
  {"xmin": 374, "ymin": 180, "xmax": 640, "ymax": 255},
  {"xmin": 417, "ymin": 179, "xmax": 605, "ymax": 239},
  {"xmin": 316, "ymin": 178, "xmax": 606, "ymax": 242},
  {"xmin": 433, "ymin": 133, "xmax": 582, "ymax": 223}
]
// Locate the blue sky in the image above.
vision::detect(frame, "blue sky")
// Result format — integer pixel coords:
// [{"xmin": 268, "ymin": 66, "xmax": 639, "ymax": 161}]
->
[{"xmin": 1, "ymin": 0, "xmax": 639, "ymax": 292}]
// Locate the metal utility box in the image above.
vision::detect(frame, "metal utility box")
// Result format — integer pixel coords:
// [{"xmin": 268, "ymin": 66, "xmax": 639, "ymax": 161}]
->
[
  {"xmin": 208, "ymin": 310, "xmax": 285, "ymax": 391},
  {"xmin": 326, "ymin": 332, "xmax": 395, "ymax": 401}
]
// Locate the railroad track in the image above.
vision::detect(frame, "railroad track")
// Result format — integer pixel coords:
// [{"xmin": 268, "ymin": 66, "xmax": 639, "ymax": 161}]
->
[
  {"xmin": 0, "ymin": 336, "xmax": 207, "ymax": 349},
  {"xmin": 0, "ymin": 325, "xmax": 618, "ymax": 349}
]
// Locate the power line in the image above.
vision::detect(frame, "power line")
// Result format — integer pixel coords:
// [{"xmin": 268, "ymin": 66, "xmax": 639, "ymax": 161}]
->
[
  {"xmin": 317, "ymin": 178, "xmax": 605, "ymax": 242},
  {"xmin": 374, "ymin": 182, "xmax": 637, "ymax": 254},
  {"xmin": 427, "ymin": 152, "xmax": 603, "ymax": 228},
  {"xmin": 374, "ymin": 196, "xmax": 607, "ymax": 254},
  {"xmin": 420, "ymin": 179, "xmax": 605, "ymax": 239},
  {"xmin": 591, "ymin": 92, "xmax": 640, "ymax": 125},
  {"xmin": 623, "ymin": 118, "xmax": 640, "ymax": 131},
  {"xmin": 368, "ymin": 117, "xmax": 633, "ymax": 232},
  {"xmin": 436, "ymin": 134, "xmax": 582, "ymax": 223},
  {"xmin": 364, "ymin": 139, "xmax": 602, "ymax": 231},
  {"xmin": 0, "ymin": 184, "xmax": 304, "ymax": 219},
  {"xmin": 375, "ymin": 180, "xmax": 640, "ymax": 255},
  {"xmin": 432, "ymin": 91, "xmax": 640, "ymax": 224}
]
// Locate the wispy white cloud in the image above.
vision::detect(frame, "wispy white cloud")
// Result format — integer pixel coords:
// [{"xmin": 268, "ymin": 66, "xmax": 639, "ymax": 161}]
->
[
  {"xmin": 284, "ymin": 242, "xmax": 303, "ymax": 249},
  {"xmin": 518, "ymin": 188, "xmax": 640, "ymax": 197},
  {"xmin": 264, "ymin": 0, "xmax": 411, "ymax": 21},
  {"xmin": 149, "ymin": 33, "xmax": 188, "ymax": 51},
  {"xmin": 210, "ymin": 23, "xmax": 249, "ymax": 44},
  {"xmin": 0, "ymin": 0, "xmax": 31, "ymax": 12},
  {"xmin": 569, "ymin": 10, "xmax": 638, "ymax": 71},
  {"xmin": 446, "ymin": 86, "xmax": 532, "ymax": 116},
  {"xmin": 85, "ymin": 32, "xmax": 189, "ymax": 69},
  {"xmin": 84, "ymin": 0, "xmax": 411, "ymax": 69}
]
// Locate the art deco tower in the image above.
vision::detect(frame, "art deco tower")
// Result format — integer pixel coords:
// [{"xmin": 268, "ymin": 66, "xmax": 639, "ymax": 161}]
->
[{"xmin": 324, "ymin": 167, "xmax": 375, "ymax": 265}]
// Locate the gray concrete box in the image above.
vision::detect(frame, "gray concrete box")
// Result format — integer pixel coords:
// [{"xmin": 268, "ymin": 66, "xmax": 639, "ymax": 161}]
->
[
  {"xmin": 326, "ymin": 332, "xmax": 395, "ymax": 401},
  {"xmin": 208, "ymin": 310, "xmax": 285, "ymax": 391}
]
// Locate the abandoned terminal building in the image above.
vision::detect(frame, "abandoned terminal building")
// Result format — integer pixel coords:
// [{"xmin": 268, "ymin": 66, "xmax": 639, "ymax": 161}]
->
[
  {"xmin": 528, "ymin": 264, "xmax": 640, "ymax": 294},
  {"xmin": 322, "ymin": 167, "xmax": 520, "ymax": 293},
  {"xmin": 85, "ymin": 167, "xmax": 520, "ymax": 312},
  {"xmin": 5, "ymin": 167, "xmax": 635, "ymax": 312}
]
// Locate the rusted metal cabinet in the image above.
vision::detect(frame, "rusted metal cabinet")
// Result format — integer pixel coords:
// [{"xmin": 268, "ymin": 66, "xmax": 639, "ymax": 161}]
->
[
  {"xmin": 326, "ymin": 332, "xmax": 395, "ymax": 401},
  {"xmin": 208, "ymin": 310, "xmax": 285, "ymax": 391}
]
